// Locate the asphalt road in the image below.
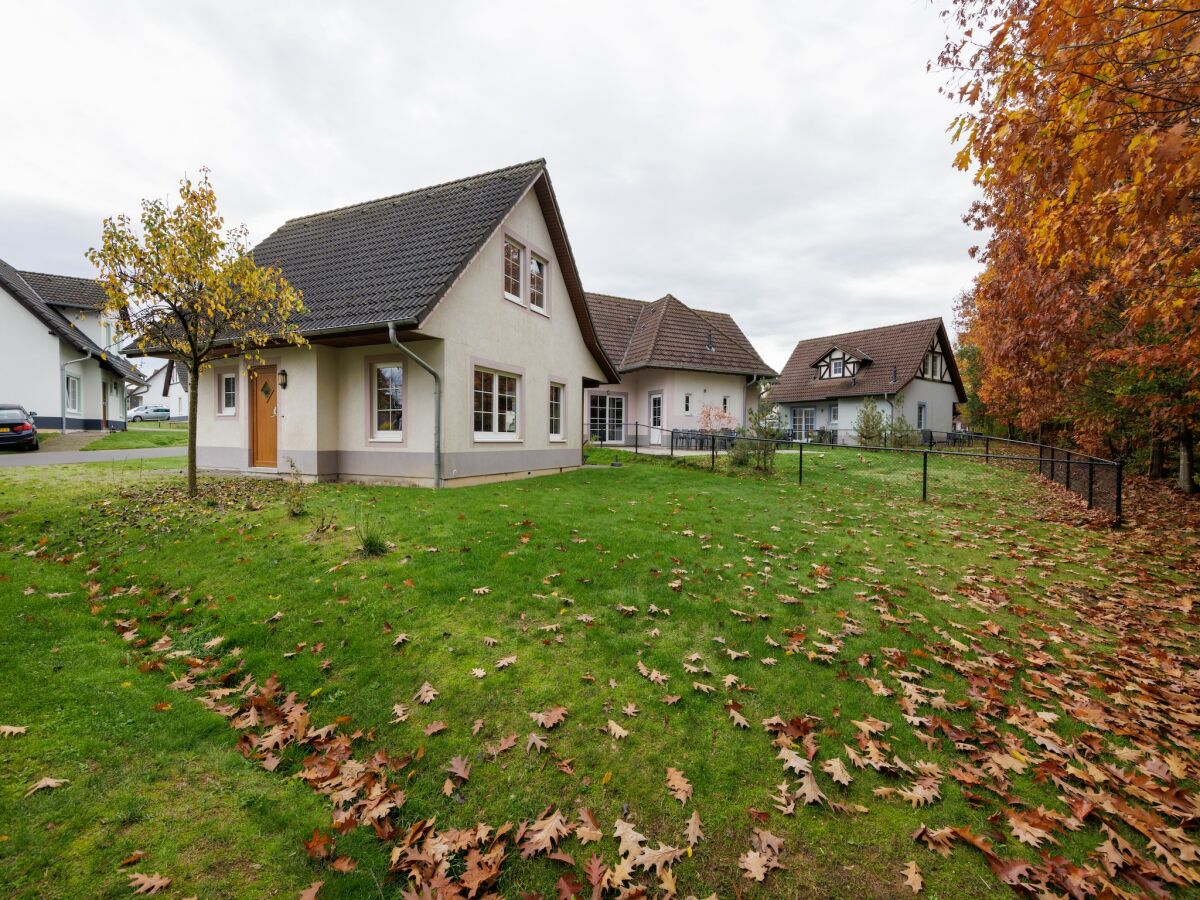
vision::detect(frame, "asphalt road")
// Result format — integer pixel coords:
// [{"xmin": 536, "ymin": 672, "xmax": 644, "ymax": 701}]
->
[{"xmin": 0, "ymin": 447, "xmax": 185, "ymax": 468}]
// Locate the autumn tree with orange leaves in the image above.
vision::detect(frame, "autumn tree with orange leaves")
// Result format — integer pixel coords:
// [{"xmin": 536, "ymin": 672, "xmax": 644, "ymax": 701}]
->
[{"xmin": 940, "ymin": 1, "xmax": 1199, "ymax": 492}]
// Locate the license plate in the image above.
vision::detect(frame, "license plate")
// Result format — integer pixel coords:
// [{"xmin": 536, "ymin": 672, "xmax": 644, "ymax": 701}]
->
[{"xmin": 0, "ymin": 427, "xmax": 9, "ymax": 433}]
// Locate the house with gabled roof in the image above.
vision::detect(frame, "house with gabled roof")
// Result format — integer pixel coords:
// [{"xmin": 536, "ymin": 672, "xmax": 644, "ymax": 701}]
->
[
  {"xmin": 0, "ymin": 259, "xmax": 140, "ymax": 430},
  {"xmin": 125, "ymin": 159, "xmax": 618, "ymax": 486},
  {"xmin": 583, "ymin": 292, "xmax": 776, "ymax": 445},
  {"xmin": 771, "ymin": 317, "xmax": 965, "ymax": 442},
  {"xmin": 128, "ymin": 360, "xmax": 190, "ymax": 420}
]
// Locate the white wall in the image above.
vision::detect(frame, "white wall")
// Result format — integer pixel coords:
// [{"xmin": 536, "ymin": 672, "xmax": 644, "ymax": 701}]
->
[
  {"xmin": 0, "ymin": 284, "xmax": 60, "ymax": 420},
  {"xmin": 585, "ymin": 368, "xmax": 752, "ymax": 443}
]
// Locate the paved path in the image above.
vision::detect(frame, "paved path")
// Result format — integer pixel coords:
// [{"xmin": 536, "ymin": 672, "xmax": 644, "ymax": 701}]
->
[{"xmin": 0, "ymin": 447, "xmax": 185, "ymax": 468}]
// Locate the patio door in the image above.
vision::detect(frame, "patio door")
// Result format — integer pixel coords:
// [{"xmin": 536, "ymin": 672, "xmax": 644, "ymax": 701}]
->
[
  {"xmin": 790, "ymin": 407, "xmax": 815, "ymax": 441},
  {"xmin": 649, "ymin": 392, "xmax": 663, "ymax": 445},
  {"xmin": 589, "ymin": 394, "xmax": 625, "ymax": 443},
  {"xmin": 249, "ymin": 366, "xmax": 278, "ymax": 468}
]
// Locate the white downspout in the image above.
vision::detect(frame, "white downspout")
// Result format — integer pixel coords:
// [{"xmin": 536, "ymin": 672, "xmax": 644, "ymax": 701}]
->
[
  {"xmin": 61, "ymin": 351, "xmax": 93, "ymax": 433},
  {"xmin": 387, "ymin": 320, "xmax": 440, "ymax": 488}
]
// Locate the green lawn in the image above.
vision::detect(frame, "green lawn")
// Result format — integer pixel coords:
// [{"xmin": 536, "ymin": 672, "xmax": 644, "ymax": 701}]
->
[
  {"xmin": 84, "ymin": 428, "xmax": 189, "ymax": 450},
  {"xmin": 0, "ymin": 450, "xmax": 1195, "ymax": 898}
]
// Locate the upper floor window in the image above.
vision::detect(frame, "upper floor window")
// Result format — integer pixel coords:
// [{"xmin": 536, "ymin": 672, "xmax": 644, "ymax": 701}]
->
[
  {"xmin": 831, "ymin": 358, "xmax": 844, "ymax": 377},
  {"xmin": 529, "ymin": 255, "xmax": 547, "ymax": 311},
  {"xmin": 373, "ymin": 363, "xmax": 404, "ymax": 439},
  {"xmin": 474, "ymin": 367, "xmax": 519, "ymax": 439},
  {"xmin": 503, "ymin": 239, "xmax": 523, "ymax": 301},
  {"xmin": 549, "ymin": 383, "xmax": 564, "ymax": 440},
  {"xmin": 220, "ymin": 373, "xmax": 237, "ymax": 415}
]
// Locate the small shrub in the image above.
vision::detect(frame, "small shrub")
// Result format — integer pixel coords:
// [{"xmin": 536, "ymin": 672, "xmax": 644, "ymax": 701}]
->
[
  {"xmin": 854, "ymin": 397, "xmax": 886, "ymax": 446},
  {"xmin": 355, "ymin": 507, "xmax": 388, "ymax": 556},
  {"xmin": 285, "ymin": 458, "xmax": 307, "ymax": 517}
]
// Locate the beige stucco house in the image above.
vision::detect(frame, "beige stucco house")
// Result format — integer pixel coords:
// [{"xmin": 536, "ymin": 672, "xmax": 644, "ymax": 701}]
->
[
  {"xmin": 132, "ymin": 160, "xmax": 619, "ymax": 486},
  {"xmin": 0, "ymin": 259, "xmax": 140, "ymax": 431},
  {"xmin": 582, "ymin": 292, "xmax": 776, "ymax": 446},
  {"xmin": 771, "ymin": 318, "xmax": 965, "ymax": 443}
]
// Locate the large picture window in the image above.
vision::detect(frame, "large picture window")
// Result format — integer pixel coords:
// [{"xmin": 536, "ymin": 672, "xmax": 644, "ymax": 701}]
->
[
  {"xmin": 373, "ymin": 363, "xmax": 404, "ymax": 438},
  {"xmin": 64, "ymin": 374, "xmax": 80, "ymax": 413},
  {"xmin": 549, "ymin": 383, "xmax": 564, "ymax": 440},
  {"xmin": 474, "ymin": 367, "xmax": 519, "ymax": 438},
  {"xmin": 589, "ymin": 394, "xmax": 624, "ymax": 442}
]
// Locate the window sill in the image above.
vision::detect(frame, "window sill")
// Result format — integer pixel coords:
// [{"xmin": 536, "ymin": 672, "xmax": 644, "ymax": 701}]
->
[
  {"xmin": 549, "ymin": 436, "xmax": 566, "ymax": 443},
  {"xmin": 503, "ymin": 292, "xmax": 524, "ymax": 307},
  {"xmin": 473, "ymin": 433, "xmax": 521, "ymax": 443},
  {"xmin": 370, "ymin": 435, "xmax": 405, "ymax": 443},
  {"xmin": 217, "ymin": 411, "xmax": 237, "ymax": 417},
  {"xmin": 530, "ymin": 305, "xmax": 549, "ymax": 318}
]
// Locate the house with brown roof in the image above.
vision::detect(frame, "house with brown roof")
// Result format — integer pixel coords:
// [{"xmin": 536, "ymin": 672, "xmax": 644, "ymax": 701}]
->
[
  {"xmin": 124, "ymin": 160, "xmax": 618, "ymax": 486},
  {"xmin": 583, "ymin": 292, "xmax": 776, "ymax": 446},
  {"xmin": 771, "ymin": 318, "xmax": 965, "ymax": 442},
  {"xmin": 0, "ymin": 259, "xmax": 140, "ymax": 431}
]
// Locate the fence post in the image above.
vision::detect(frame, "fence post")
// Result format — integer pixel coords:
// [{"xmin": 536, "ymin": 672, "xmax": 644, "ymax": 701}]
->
[
  {"xmin": 1065, "ymin": 450, "xmax": 1072, "ymax": 490},
  {"xmin": 670, "ymin": 429, "xmax": 675, "ymax": 458},
  {"xmin": 1115, "ymin": 460, "xmax": 1123, "ymax": 526},
  {"xmin": 711, "ymin": 436, "xmax": 716, "ymax": 471},
  {"xmin": 634, "ymin": 422, "xmax": 639, "ymax": 455},
  {"xmin": 985, "ymin": 435, "xmax": 990, "ymax": 464},
  {"xmin": 922, "ymin": 451, "xmax": 928, "ymax": 502},
  {"xmin": 1038, "ymin": 442, "xmax": 1044, "ymax": 476},
  {"xmin": 798, "ymin": 439, "xmax": 804, "ymax": 485},
  {"xmin": 1049, "ymin": 445, "xmax": 1056, "ymax": 481},
  {"xmin": 1087, "ymin": 459, "xmax": 1095, "ymax": 509}
]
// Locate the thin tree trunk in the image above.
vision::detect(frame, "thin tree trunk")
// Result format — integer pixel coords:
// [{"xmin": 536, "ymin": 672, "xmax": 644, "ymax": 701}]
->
[
  {"xmin": 1148, "ymin": 439, "xmax": 1166, "ymax": 479},
  {"xmin": 1180, "ymin": 427, "xmax": 1196, "ymax": 495},
  {"xmin": 187, "ymin": 359, "xmax": 199, "ymax": 497}
]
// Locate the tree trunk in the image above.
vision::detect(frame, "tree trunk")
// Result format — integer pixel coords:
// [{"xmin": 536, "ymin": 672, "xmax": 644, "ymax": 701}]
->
[
  {"xmin": 1180, "ymin": 427, "xmax": 1196, "ymax": 495},
  {"xmin": 187, "ymin": 359, "xmax": 199, "ymax": 497},
  {"xmin": 1148, "ymin": 439, "xmax": 1166, "ymax": 479}
]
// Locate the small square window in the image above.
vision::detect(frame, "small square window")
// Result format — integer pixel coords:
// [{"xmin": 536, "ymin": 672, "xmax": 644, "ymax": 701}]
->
[
  {"xmin": 831, "ymin": 358, "xmax": 844, "ymax": 377},
  {"xmin": 529, "ymin": 256, "xmax": 547, "ymax": 311},
  {"xmin": 503, "ymin": 239, "xmax": 523, "ymax": 300}
]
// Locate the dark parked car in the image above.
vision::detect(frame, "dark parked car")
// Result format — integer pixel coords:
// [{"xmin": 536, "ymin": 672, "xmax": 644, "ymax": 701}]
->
[{"xmin": 0, "ymin": 405, "xmax": 39, "ymax": 451}]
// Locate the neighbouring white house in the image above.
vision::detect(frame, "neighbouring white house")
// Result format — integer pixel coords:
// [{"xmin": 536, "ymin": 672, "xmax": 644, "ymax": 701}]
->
[
  {"xmin": 771, "ymin": 318, "xmax": 965, "ymax": 443},
  {"xmin": 582, "ymin": 292, "xmax": 776, "ymax": 446},
  {"xmin": 125, "ymin": 159, "xmax": 620, "ymax": 486},
  {"xmin": 0, "ymin": 259, "xmax": 141, "ymax": 430},
  {"xmin": 129, "ymin": 360, "xmax": 190, "ymax": 420}
]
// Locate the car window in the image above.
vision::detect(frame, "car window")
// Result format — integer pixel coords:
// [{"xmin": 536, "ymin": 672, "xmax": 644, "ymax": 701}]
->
[{"xmin": 0, "ymin": 409, "xmax": 25, "ymax": 422}]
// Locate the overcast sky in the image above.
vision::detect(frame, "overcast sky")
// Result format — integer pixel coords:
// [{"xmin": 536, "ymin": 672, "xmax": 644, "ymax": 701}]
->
[{"xmin": 0, "ymin": 0, "xmax": 979, "ymax": 371}]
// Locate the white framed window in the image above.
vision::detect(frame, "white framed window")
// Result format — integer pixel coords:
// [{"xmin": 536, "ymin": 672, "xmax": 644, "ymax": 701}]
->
[
  {"xmin": 503, "ymin": 239, "xmax": 524, "ymax": 302},
  {"xmin": 683, "ymin": 393, "xmax": 692, "ymax": 414},
  {"xmin": 917, "ymin": 402, "xmax": 927, "ymax": 431},
  {"xmin": 589, "ymin": 394, "xmax": 624, "ymax": 442},
  {"xmin": 831, "ymin": 357, "xmax": 844, "ymax": 377},
  {"xmin": 373, "ymin": 363, "xmax": 404, "ymax": 439},
  {"xmin": 65, "ymin": 374, "xmax": 80, "ymax": 413},
  {"xmin": 721, "ymin": 395, "xmax": 729, "ymax": 413},
  {"xmin": 529, "ymin": 255, "xmax": 548, "ymax": 312},
  {"xmin": 548, "ymin": 382, "xmax": 564, "ymax": 440},
  {"xmin": 474, "ymin": 367, "xmax": 519, "ymax": 439},
  {"xmin": 219, "ymin": 373, "xmax": 237, "ymax": 415},
  {"xmin": 829, "ymin": 402, "xmax": 838, "ymax": 425}
]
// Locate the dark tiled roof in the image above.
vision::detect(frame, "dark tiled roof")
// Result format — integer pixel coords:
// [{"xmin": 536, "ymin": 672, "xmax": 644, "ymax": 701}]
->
[
  {"xmin": 235, "ymin": 159, "xmax": 617, "ymax": 381},
  {"xmin": 0, "ymin": 257, "xmax": 139, "ymax": 380},
  {"xmin": 17, "ymin": 270, "xmax": 108, "ymax": 309},
  {"xmin": 584, "ymin": 292, "xmax": 776, "ymax": 378},
  {"xmin": 771, "ymin": 317, "xmax": 965, "ymax": 404}
]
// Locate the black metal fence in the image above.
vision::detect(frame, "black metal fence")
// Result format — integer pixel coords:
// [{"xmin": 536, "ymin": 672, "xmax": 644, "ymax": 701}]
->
[{"xmin": 591, "ymin": 423, "xmax": 1123, "ymax": 525}]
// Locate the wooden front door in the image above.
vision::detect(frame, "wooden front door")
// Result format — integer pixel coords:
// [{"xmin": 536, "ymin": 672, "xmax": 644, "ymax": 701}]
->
[{"xmin": 249, "ymin": 366, "xmax": 278, "ymax": 468}]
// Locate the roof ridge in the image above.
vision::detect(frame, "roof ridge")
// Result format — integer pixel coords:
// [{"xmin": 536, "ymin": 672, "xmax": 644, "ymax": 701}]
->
[
  {"xmin": 802, "ymin": 317, "xmax": 943, "ymax": 345},
  {"xmin": 16, "ymin": 269, "xmax": 97, "ymax": 283},
  {"xmin": 584, "ymin": 291, "xmax": 649, "ymax": 306},
  {"xmin": 282, "ymin": 159, "xmax": 546, "ymax": 226}
]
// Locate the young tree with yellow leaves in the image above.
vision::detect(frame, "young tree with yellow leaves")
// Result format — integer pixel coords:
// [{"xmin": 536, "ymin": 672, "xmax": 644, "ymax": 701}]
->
[{"xmin": 88, "ymin": 170, "xmax": 306, "ymax": 496}]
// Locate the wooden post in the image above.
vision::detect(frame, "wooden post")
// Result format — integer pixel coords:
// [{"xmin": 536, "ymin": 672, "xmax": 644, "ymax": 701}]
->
[
  {"xmin": 1115, "ymin": 460, "xmax": 1124, "ymax": 526},
  {"xmin": 922, "ymin": 451, "xmax": 928, "ymax": 502}
]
